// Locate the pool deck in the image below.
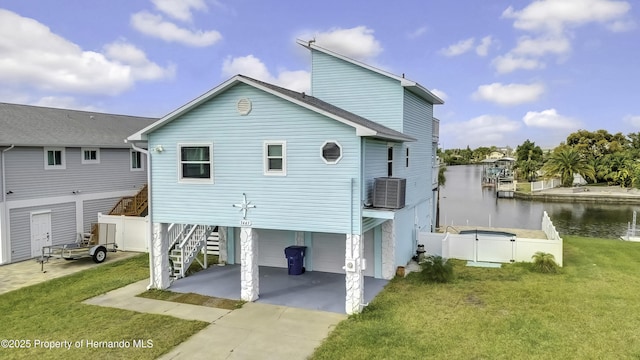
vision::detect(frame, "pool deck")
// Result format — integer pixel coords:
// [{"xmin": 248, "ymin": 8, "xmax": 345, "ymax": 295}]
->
[{"xmin": 444, "ymin": 226, "xmax": 548, "ymax": 239}]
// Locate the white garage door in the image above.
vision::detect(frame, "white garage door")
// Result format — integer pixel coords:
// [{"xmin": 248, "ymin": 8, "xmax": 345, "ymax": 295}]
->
[
  {"xmin": 313, "ymin": 231, "xmax": 376, "ymax": 276},
  {"xmin": 234, "ymin": 229, "xmax": 291, "ymax": 268}
]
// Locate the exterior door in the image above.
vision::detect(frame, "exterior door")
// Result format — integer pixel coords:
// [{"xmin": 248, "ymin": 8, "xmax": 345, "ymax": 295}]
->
[{"xmin": 31, "ymin": 212, "xmax": 52, "ymax": 258}]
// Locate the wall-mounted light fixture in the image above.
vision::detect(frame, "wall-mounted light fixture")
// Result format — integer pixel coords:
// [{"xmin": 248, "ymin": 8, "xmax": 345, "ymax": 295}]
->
[
  {"xmin": 5, "ymin": 190, "xmax": 13, "ymax": 195},
  {"xmin": 72, "ymin": 190, "xmax": 81, "ymax": 195},
  {"xmin": 153, "ymin": 145, "xmax": 164, "ymax": 153}
]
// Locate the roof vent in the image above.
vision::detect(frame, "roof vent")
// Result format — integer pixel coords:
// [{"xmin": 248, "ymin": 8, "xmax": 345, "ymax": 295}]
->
[{"xmin": 237, "ymin": 98, "xmax": 252, "ymax": 115}]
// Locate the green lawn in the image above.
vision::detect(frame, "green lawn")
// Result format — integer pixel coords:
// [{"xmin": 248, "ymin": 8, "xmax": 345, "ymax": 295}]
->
[
  {"xmin": 0, "ymin": 254, "xmax": 208, "ymax": 360},
  {"xmin": 312, "ymin": 236, "xmax": 640, "ymax": 359}
]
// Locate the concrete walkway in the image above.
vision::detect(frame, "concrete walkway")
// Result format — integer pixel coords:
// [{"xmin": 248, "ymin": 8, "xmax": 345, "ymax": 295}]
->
[
  {"xmin": 84, "ymin": 280, "xmax": 347, "ymax": 359},
  {"xmin": 0, "ymin": 251, "xmax": 140, "ymax": 295}
]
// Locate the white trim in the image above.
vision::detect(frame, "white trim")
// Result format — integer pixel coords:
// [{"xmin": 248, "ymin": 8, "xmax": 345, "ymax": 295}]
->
[
  {"xmin": 405, "ymin": 145, "xmax": 410, "ymax": 168},
  {"xmin": 6, "ymin": 189, "xmax": 138, "ymax": 210},
  {"xmin": 44, "ymin": 147, "xmax": 66, "ymax": 170},
  {"xmin": 263, "ymin": 141, "xmax": 286, "ymax": 176},
  {"xmin": 177, "ymin": 143, "xmax": 214, "ymax": 184},
  {"xmin": 130, "ymin": 150, "xmax": 144, "ymax": 172},
  {"xmin": 321, "ymin": 140, "xmax": 343, "ymax": 164},
  {"xmin": 81, "ymin": 147, "xmax": 100, "ymax": 164},
  {"xmin": 29, "ymin": 209, "xmax": 52, "ymax": 216}
]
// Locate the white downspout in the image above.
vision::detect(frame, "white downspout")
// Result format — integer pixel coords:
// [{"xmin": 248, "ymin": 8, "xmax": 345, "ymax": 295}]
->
[
  {"xmin": 1, "ymin": 145, "xmax": 15, "ymax": 264},
  {"xmin": 129, "ymin": 142, "xmax": 153, "ymax": 289}
]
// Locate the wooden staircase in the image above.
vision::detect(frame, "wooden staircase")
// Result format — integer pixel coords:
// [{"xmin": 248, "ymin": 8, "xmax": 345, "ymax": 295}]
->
[{"xmin": 109, "ymin": 184, "xmax": 148, "ymax": 216}]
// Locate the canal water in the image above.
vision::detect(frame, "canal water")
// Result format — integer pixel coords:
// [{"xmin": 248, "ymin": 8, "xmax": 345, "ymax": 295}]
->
[{"xmin": 438, "ymin": 165, "xmax": 640, "ymax": 239}]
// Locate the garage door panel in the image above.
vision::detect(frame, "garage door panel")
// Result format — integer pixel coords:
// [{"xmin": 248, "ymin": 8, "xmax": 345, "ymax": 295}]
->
[
  {"xmin": 258, "ymin": 229, "xmax": 290, "ymax": 268},
  {"xmin": 312, "ymin": 233, "xmax": 345, "ymax": 274}
]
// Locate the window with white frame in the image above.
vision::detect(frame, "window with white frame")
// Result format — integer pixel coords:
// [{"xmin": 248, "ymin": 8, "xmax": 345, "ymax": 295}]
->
[
  {"xmin": 321, "ymin": 141, "xmax": 342, "ymax": 164},
  {"xmin": 131, "ymin": 150, "xmax": 143, "ymax": 171},
  {"xmin": 264, "ymin": 141, "xmax": 286, "ymax": 175},
  {"xmin": 44, "ymin": 148, "xmax": 66, "ymax": 169},
  {"xmin": 179, "ymin": 144, "xmax": 213, "ymax": 182},
  {"xmin": 81, "ymin": 148, "xmax": 100, "ymax": 164},
  {"xmin": 405, "ymin": 147, "xmax": 410, "ymax": 168}
]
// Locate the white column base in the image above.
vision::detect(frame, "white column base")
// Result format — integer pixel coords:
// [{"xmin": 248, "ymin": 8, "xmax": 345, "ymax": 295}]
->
[
  {"xmin": 151, "ymin": 222, "xmax": 170, "ymax": 289},
  {"xmin": 240, "ymin": 227, "xmax": 259, "ymax": 301},
  {"xmin": 345, "ymin": 234, "xmax": 364, "ymax": 315},
  {"xmin": 381, "ymin": 220, "xmax": 396, "ymax": 280}
]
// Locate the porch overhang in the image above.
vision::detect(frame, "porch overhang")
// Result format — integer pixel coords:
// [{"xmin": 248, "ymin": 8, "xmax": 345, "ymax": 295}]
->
[{"xmin": 362, "ymin": 208, "xmax": 396, "ymax": 220}]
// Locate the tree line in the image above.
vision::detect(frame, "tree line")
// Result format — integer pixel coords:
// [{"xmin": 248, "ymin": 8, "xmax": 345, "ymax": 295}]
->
[{"xmin": 440, "ymin": 129, "xmax": 640, "ymax": 188}]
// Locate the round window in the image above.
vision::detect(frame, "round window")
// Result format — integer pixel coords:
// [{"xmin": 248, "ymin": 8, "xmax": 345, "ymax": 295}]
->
[{"xmin": 321, "ymin": 141, "xmax": 342, "ymax": 164}]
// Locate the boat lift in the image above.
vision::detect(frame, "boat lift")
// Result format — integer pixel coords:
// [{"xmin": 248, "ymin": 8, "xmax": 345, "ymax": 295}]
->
[{"xmin": 39, "ymin": 223, "xmax": 118, "ymax": 272}]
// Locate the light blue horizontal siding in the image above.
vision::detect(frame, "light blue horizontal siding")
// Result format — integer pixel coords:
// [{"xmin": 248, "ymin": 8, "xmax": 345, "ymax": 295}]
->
[
  {"xmin": 398, "ymin": 90, "xmax": 434, "ymax": 208},
  {"xmin": 4, "ymin": 147, "xmax": 147, "ymax": 201},
  {"xmin": 363, "ymin": 139, "xmax": 388, "ymax": 204},
  {"xmin": 311, "ymin": 51, "xmax": 404, "ymax": 132},
  {"xmin": 149, "ymin": 84, "xmax": 362, "ymax": 234}
]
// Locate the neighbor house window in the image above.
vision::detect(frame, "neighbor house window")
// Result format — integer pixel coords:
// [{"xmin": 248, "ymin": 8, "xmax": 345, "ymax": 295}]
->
[
  {"xmin": 321, "ymin": 141, "xmax": 342, "ymax": 164},
  {"xmin": 44, "ymin": 148, "xmax": 66, "ymax": 169},
  {"xmin": 81, "ymin": 148, "xmax": 100, "ymax": 164},
  {"xmin": 179, "ymin": 144, "xmax": 213, "ymax": 182},
  {"xmin": 387, "ymin": 145, "xmax": 393, "ymax": 176},
  {"xmin": 264, "ymin": 141, "xmax": 286, "ymax": 175},
  {"xmin": 131, "ymin": 150, "xmax": 143, "ymax": 171}
]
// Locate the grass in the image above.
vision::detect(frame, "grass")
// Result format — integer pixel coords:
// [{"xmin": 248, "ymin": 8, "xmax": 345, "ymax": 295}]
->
[
  {"xmin": 516, "ymin": 181, "xmax": 532, "ymax": 193},
  {"xmin": 0, "ymin": 254, "xmax": 208, "ymax": 360},
  {"xmin": 138, "ymin": 289, "xmax": 244, "ymax": 310},
  {"xmin": 311, "ymin": 236, "xmax": 640, "ymax": 359}
]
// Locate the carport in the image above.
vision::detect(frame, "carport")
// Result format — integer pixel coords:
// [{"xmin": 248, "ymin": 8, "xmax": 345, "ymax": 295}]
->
[{"xmin": 169, "ymin": 265, "xmax": 389, "ymax": 314}]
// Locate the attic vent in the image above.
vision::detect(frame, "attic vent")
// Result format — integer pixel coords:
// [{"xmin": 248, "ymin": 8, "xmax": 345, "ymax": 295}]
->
[
  {"xmin": 373, "ymin": 177, "xmax": 406, "ymax": 209},
  {"xmin": 237, "ymin": 98, "xmax": 252, "ymax": 115}
]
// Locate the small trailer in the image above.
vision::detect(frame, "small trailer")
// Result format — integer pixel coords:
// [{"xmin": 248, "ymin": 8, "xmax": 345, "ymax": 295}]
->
[{"xmin": 40, "ymin": 223, "xmax": 118, "ymax": 272}]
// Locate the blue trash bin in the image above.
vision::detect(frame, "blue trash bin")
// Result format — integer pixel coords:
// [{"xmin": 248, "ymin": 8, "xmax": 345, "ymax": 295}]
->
[{"xmin": 284, "ymin": 246, "xmax": 306, "ymax": 275}]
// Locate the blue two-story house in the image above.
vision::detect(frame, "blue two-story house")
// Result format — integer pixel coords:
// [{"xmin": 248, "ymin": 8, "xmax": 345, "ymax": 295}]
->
[{"xmin": 127, "ymin": 40, "xmax": 443, "ymax": 314}]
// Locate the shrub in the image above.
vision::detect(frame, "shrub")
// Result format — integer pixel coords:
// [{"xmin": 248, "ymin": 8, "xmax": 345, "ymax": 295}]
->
[
  {"xmin": 420, "ymin": 255, "xmax": 454, "ymax": 283},
  {"xmin": 531, "ymin": 252, "xmax": 559, "ymax": 273}
]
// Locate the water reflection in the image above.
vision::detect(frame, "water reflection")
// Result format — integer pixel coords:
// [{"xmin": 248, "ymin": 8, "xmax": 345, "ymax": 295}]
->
[{"xmin": 439, "ymin": 165, "xmax": 640, "ymax": 238}]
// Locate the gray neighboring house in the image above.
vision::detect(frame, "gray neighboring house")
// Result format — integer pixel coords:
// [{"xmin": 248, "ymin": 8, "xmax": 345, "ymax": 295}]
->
[{"xmin": 0, "ymin": 103, "xmax": 156, "ymax": 264}]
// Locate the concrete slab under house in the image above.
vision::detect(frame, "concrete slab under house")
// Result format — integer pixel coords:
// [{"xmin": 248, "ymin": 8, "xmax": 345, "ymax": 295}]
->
[{"xmin": 126, "ymin": 39, "xmax": 444, "ymax": 315}]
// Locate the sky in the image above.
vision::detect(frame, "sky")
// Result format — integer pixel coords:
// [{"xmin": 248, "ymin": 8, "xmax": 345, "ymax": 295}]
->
[{"xmin": 0, "ymin": 0, "xmax": 638, "ymax": 150}]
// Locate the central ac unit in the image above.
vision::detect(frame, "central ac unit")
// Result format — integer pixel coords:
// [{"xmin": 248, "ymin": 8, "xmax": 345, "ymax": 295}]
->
[{"xmin": 373, "ymin": 177, "xmax": 406, "ymax": 209}]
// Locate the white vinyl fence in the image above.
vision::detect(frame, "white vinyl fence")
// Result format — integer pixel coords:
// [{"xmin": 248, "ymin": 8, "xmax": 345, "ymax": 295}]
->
[
  {"xmin": 531, "ymin": 178, "xmax": 561, "ymax": 192},
  {"xmin": 420, "ymin": 211, "xmax": 563, "ymax": 266},
  {"xmin": 98, "ymin": 213, "xmax": 149, "ymax": 252}
]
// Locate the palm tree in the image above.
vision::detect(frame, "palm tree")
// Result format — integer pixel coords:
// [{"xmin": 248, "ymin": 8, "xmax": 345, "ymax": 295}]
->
[
  {"xmin": 542, "ymin": 146, "xmax": 595, "ymax": 187},
  {"xmin": 435, "ymin": 166, "xmax": 446, "ymax": 229}
]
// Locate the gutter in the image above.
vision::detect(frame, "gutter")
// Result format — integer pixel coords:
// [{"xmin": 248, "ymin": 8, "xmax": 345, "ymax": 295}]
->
[
  {"xmin": 128, "ymin": 141, "xmax": 154, "ymax": 290},
  {"xmin": 1, "ymin": 145, "xmax": 15, "ymax": 264}
]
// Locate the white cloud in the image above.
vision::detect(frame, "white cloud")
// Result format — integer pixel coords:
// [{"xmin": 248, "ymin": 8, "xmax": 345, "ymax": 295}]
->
[
  {"xmin": 306, "ymin": 26, "xmax": 383, "ymax": 61},
  {"xmin": 408, "ymin": 26, "xmax": 428, "ymax": 39},
  {"xmin": 512, "ymin": 35, "xmax": 571, "ymax": 57},
  {"xmin": 222, "ymin": 55, "xmax": 310, "ymax": 93},
  {"xmin": 0, "ymin": 9, "xmax": 172, "ymax": 96},
  {"xmin": 523, "ymin": 109, "xmax": 581, "ymax": 129},
  {"xmin": 32, "ymin": 96, "xmax": 102, "ymax": 111},
  {"xmin": 607, "ymin": 19, "xmax": 637, "ymax": 32},
  {"xmin": 431, "ymin": 89, "xmax": 448, "ymax": 102},
  {"xmin": 152, "ymin": 0, "xmax": 207, "ymax": 22},
  {"xmin": 473, "ymin": 83, "xmax": 545, "ymax": 106},
  {"xmin": 624, "ymin": 115, "xmax": 640, "ymax": 127},
  {"xmin": 441, "ymin": 115, "xmax": 521, "ymax": 147},
  {"xmin": 502, "ymin": 0, "xmax": 632, "ymax": 34},
  {"xmin": 475, "ymin": 36, "xmax": 494, "ymax": 56},
  {"xmin": 131, "ymin": 11, "xmax": 222, "ymax": 47},
  {"xmin": 440, "ymin": 38, "xmax": 475, "ymax": 57},
  {"xmin": 492, "ymin": 54, "xmax": 545, "ymax": 74}
]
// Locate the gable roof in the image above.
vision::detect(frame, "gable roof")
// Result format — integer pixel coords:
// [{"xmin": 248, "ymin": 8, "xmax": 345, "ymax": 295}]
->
[
  {"xmin": 0, "ymin": 103, "xmax": 156, "ymax": 148},
  {"xmin": 296, "ymin": 39, "xmax": 444, "ymax": 105},
  {"xmin": 128, "ymin": 75, "xmax": 416, "ymax": 142}
]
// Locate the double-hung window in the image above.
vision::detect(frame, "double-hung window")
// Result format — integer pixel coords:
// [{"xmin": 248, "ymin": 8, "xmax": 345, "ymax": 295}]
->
[
  {"xmin": 131, "ymin": 150, "xmax": 143, "ymax": 171},
  {"xmin": 179, "ymin": 144, "xmax": 213, "ymax": 182},
  {"xmin": 264, "ymin": 141, "xmax": 286, "ymax": 175},
  {"xmin": 44, "ymin": 148, "xmax": 66, "ymax": 169},
  {"xmin": 81, "ymin": 148, "xmax": 100, "ymax": 164}
]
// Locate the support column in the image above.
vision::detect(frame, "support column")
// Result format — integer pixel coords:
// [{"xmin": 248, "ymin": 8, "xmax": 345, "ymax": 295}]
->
[
  {"xmin": 381, "ymin": 220, "xmax": 396, "ymax": 280},
  {"xmin": 218, "ymin": 226, "xmax": 227, "ymax": 265},
  {"xmin": 240, "ymin": 227, "xmax": 259, "ymax": 301},
  {"xmin": 294, "ymin": 231, "xmax": 305, "ymax": 246},
  {"xmin": 151, "ymin": 222, "xmax": 170, "ymax": 289},
  {"xmin": 345, "ymin": 233, "xmax": 364, "ymax": 315}
]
